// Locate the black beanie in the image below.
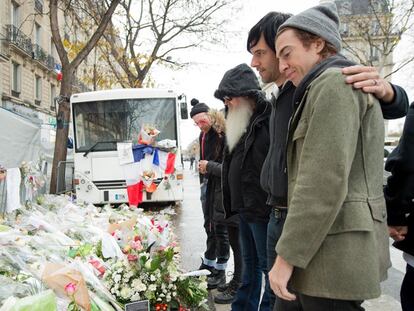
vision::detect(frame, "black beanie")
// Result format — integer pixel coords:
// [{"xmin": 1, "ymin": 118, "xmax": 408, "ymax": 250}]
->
[
  {"xmin": 190, "ymin": 98, "xmax": 209, "ymax": 118},
  {"xmin": 214, "ymin": 63, "xmax": 262, "ymax": 101}
]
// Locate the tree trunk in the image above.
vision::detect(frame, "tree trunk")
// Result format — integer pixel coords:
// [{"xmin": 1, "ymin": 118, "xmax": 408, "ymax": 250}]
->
[{"xmin": 49, "ymin": 69, "xmax": 73, "ymax": 194}]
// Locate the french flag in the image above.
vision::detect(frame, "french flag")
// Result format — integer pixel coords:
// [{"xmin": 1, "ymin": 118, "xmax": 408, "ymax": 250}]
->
[
  {"xmin": 54, "ymin": 63, "xmax": 62, "ymax": 81},
  {"xmin": 117, "ymin": 143, "xmax": 176, "ymax": 206}
]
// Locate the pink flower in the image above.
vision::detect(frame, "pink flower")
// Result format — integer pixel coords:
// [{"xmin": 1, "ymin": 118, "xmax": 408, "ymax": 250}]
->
[
  {"xmin": 127, "ymin": 254, "xmax": 138, "ymax": 261},
  {"xmin": 130, "ymin": 240, "xmax": 143, "ymax": 251},
  {"xmin": 64, "ymin": 282, "xmax": 77, "ymax": 296}
]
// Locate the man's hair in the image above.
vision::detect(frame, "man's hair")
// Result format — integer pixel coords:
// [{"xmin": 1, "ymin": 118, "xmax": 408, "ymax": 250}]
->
[
  {"xmin": 247, "ymin": 12, "xmax": 292, "ymax": 53},
  {"xmin": 289, "ymin": 28, "xmax": 338, "ymax": 59}
]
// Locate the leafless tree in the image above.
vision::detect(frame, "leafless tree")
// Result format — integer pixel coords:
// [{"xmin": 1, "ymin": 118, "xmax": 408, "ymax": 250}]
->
[
  {"xmin": 338, "ymin": 0, "xmax": 414, "ymax": 77},
  {"xmin": 49, "ymin": 0, "xmax": 121, "ymax": 193},
  {"xmin": 79, "ymin": 0, "xmax": 237, "ymax": 88}
]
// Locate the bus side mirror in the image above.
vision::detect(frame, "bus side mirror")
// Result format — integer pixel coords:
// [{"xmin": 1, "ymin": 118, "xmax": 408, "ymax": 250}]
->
[{"xmin": 178, "ymin": 94, "xmax": 188, "ymax": 119}]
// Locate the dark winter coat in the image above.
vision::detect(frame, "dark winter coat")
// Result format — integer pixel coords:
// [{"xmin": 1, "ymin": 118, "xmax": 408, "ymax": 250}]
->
[
  {"xmin": 222, "ymin": 94, "xmax": 272, "ymax": 223},
  {"xmin": 384, "ymin": 101, "xmax": 414, "ymax": 257},
  {"xmin": 201, "ymin": 111, "xmax": 238, "ymax": 226}
]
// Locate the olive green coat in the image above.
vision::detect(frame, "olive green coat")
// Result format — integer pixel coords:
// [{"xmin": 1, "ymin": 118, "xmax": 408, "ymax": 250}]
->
[{"xmin": 276, "ymin": 68, "xmax": 391, "ymax": 300}]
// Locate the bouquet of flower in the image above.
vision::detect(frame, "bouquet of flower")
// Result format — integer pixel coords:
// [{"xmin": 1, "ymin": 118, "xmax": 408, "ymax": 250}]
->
[
  {"xmin": 20, "ymin": 160, "xmax": 46, "ymax": 202},
  {"xmin": 138, "ymin": 125, "xmax": 160, "ymax": 145},
  {"xmin": 102, "ymin": 215, "xmax": 208, "ymax": 309},
  {"xmin": 141, "ymin": 170, "xmax": 157, "ymax": 193}
]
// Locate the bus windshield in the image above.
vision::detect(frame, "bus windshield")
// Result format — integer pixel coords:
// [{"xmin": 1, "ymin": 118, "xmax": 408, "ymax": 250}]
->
[{"xmin": 73, "ymin": 97, "xmax": 177, "ymax": 152}]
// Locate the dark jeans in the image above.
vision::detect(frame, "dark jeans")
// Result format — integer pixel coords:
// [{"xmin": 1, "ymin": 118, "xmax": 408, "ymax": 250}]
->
[
  {"xmin": 228, "ymin": 225, "xmax": 243, "ymax": 283},
  {"xmin": 275, "ymin": 293, "xmax": 364, "ymax": 311},
  {"xmin": 401, "ymin": 263, "xmax": 414, "ymax": 311},
  {"xmin": 200, "ymin": 181, "xmax": 229, "ymax": 268},
  {"xmin": 232, "ymin": 216, "xmax": 270, "ymax": 311},
  {"xmin": 267, "ymin": 209, "xmax": 301, "ymax": 311}
]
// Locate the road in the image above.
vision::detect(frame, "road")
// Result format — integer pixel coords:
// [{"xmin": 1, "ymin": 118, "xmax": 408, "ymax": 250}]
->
[{"xmin": 173, "ymin": 166, "xmax": 405, "ymax": 311}]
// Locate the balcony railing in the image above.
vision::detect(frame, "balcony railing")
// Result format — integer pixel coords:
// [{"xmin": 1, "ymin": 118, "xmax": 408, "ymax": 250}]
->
[
  {"xmin": 33, "ymin": 43, "xmax": 48, "ymax": 63},
  {"xmin": 35, "ymin": 0, "xmax": 44, "ymax": 13},
  {"xmin": 6, "ymin": 25, "xmax": 33, "ymax": 56},
  {"xmin": 6, "ymin": 25, "xmax": 59, "ymax": 71}
]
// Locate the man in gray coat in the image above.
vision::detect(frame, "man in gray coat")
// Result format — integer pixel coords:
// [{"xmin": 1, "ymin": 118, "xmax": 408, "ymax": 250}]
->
[{"xmin": 269, "ymin": 3, "xmax": 390, "ymax": 310}]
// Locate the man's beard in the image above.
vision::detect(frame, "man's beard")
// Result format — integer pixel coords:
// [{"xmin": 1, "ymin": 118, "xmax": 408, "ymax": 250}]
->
[{"xmin": 225, "ymin": 100, "xmax": 253, "ymax": 152}]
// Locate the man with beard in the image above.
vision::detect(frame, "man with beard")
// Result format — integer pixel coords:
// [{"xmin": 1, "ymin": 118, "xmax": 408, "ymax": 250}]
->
[
  {"xmin": 247, "ymin": 10, "xmax": 409, "ymax": 311},
  {"xmin": 215, "ymin": 63, "xmax": 272, "ymax": 310},
  {"xmin": 270, "ymin": 3, "xmax": 390, "ymax": 309}
]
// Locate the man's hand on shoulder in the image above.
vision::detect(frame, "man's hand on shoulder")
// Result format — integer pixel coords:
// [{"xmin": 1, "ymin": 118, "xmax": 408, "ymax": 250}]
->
[{"xmin": 342, "ymin": 65, "xmax": 394, "ymax": 103}]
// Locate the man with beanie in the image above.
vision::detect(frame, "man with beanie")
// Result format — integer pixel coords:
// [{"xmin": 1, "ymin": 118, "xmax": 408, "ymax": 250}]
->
[
  {"xmin": 247, "ymin": 9, "xmax": 409, "ymax": 311},
  {"xmin": 190, "ymin": 99, "xmax": 230, "ymax": 289},
  {"xmin": 215, "ymin": 63, "xmax": 272, "ymax": 310},
  {"xmin": 267, "ymin": 3, "xmax": 391, "ymax": 310}
]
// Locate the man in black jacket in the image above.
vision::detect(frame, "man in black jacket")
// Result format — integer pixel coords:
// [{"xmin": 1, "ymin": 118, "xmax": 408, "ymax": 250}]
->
[
  {"xmin": 215, "ymin": 63, "xmax": 272, "ymax": 310},
  {"xmin": 247, "ymin": 9, "xmax": 409, "ymax": 311},
  {"xmin": 190, "ymin": 99, "xmax": 229, "ymax": 289},
  {"xmin": 384, "ymin": 101, "xmax": 414, "ymax": 311}
]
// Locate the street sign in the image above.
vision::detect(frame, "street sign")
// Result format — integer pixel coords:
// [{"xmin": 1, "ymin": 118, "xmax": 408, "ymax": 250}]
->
[{"xmin": 125, "ymin": 300, "xmax": 149, "ymax": 311}]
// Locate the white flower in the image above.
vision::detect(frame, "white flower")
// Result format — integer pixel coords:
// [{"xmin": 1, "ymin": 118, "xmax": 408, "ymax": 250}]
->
[
  {"xmin": 150, "ymin": 274, "xmax": 156, "ymax": 281},
  {"xmin": 131, "ymin": 293, "xmax": 141, "ymax": 301},
  {"xmin": 148, "ymin": 284, "xmax": 157, "ymax": 292},
  {"xmin": 120, "ymin": 287, "xmax": 132, "ymax": 299},
  {"xmin": 166, "ymin": 294, "xmax": 171, "ymax": 302},
  {"xmin": 114, "ymin": 274, "xmax": 121, "ymax": 283}
]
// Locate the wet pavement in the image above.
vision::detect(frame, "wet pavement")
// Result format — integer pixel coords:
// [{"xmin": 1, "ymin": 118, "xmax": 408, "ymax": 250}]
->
[{"xmin": 173, "ymin": 166, "xmax": 405, "ymax": 311}]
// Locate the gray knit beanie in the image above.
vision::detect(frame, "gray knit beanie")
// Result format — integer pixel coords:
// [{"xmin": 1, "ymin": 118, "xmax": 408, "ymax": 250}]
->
[
  {"xmin": 190, "ymin": 98, "xmax": 210, "ymax": 118},
  {"xmin": 278, "ymin": 2, "xmax": 341, "ymax": 52}
]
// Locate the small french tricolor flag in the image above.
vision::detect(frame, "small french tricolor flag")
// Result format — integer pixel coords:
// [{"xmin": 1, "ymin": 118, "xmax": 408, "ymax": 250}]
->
[{"xmin": 54, "ymin": 63, "xmax": 62, "ymax": 81}]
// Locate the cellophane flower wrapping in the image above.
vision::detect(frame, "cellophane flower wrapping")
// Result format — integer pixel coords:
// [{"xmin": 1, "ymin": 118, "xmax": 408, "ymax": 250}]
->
[{"xmin": 0, "ymin": 195, "xmax": 208, "ymax": 310}]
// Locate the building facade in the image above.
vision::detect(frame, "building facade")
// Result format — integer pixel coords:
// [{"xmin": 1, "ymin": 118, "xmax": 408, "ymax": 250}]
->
[
  {"xmin": 0, "ymin": 0, "xmax": 60, "ymax": 127},
  {"xmin": 334, "ymin": 0, "xmax": 396, "ymax": 78}
]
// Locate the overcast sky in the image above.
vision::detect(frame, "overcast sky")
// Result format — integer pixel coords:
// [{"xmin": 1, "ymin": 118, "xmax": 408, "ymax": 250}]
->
[{"xmin": 152, "ymin": 0, "xmax": 412, "ymax": 149}]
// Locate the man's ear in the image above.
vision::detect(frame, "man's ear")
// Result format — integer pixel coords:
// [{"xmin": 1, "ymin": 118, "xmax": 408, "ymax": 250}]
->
[{"xmin": 315, "ymin": 38, "xmax": 325, "ymax": 54}]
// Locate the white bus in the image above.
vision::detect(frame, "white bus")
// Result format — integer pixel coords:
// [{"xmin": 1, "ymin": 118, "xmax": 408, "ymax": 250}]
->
[{"xmin": 70, "ymin": 88, "xmax": 188, "ymax": 205}]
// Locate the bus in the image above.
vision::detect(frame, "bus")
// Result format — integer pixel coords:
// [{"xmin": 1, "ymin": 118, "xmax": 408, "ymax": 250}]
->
[{"xmin": 70, "ymin": 88, "xmax": 188, "ymax": 205}]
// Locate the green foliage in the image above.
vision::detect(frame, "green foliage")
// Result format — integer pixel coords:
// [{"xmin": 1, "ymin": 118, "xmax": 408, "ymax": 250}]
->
[{"xmin": 67, "ymin": 243, "xmax": 93, "ymax": 259}]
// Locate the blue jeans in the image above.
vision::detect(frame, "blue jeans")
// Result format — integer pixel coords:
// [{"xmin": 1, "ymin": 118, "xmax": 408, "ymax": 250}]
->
[
  {"xmin": 267, "ymin": 209, "xmax": 302, "ymax": 311},
  {"xmin": 232, "ymin": 216, "xmax": 270, "ymax": 311}
]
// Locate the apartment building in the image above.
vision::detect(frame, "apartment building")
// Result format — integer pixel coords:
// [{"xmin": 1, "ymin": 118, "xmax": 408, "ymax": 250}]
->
[
  {"xmin": 0, "ymin": 0, "xmax": 60, "ymax": 127},
  {"xmin": 334, "ymin": 0, "xmax": 396, "ymax": 77}
]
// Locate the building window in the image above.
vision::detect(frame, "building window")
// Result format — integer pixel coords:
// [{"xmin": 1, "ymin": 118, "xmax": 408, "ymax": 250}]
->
[
  {"xmin": 370, "ymin": 46, "xmax": 380, "ymax": 62},
  {"xmin": 34, "ymin": 0, "xmax": 44, "ymax": 14},
  {"xmin": 11, "ymin": 1, "xmax": 20, "ymax": 27},
  {"xmin": 50, "ymin": 37, "xmax": 56, "ymax": 57},
  {"xmin": 35, "ymin": 75, "xmax": 42, "ymax": 103},
  {"xmin": 370, "ymin": 20, "xmax": 380, "ymax": 35},
  {"xmin": 12, "ymin": 62, "xmax": 21, "ymax": 97},
  {"xmin": 50, "ymin": 84, "xmax": 56, "ymax": 110},
  {"xmin": 35, "ymin": 23, "xmax": 41, "ymax": 46}
]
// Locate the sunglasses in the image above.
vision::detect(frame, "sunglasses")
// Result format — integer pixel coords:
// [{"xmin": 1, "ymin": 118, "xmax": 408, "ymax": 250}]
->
[{"xmin": 223, "ymin": 96, "xmax": 233, "ymax": 102}]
